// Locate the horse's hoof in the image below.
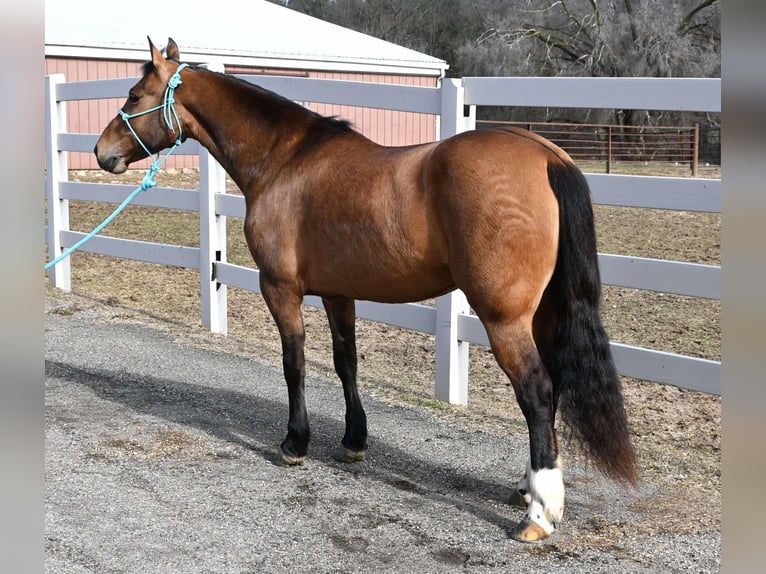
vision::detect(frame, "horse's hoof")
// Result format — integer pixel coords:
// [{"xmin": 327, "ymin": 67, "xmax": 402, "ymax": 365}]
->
[
  {"xmin": 508, "ymin": 489, "xmax": 530, "ymax": 509},
  {"xmin": 334, "ymin": 446, "xmax": 366, "ymax": 463},
  {"xmin": 509, "ymin": 518, "xmax": 551, "ymax": 543},
  {"xmin": 278, "ymin": 449, "xmax": 305, "ymax": 466}
]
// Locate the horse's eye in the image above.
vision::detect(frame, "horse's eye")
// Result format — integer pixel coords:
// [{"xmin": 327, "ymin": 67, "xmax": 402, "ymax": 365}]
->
[{"xmin": 128, "ymin": 93, "xmax": 139, "ymax": 104}]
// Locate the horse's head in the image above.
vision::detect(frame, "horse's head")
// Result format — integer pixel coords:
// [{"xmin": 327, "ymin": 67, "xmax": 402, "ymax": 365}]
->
[{"xmin": 95, "ymin": 37, "xmax": 188, "ymax": 174}]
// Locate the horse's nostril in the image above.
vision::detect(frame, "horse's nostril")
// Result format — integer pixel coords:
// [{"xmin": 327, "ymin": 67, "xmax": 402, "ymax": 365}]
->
[{"xmin": 96, "ymin": 153, "xmax": 120, "ymax": 173}]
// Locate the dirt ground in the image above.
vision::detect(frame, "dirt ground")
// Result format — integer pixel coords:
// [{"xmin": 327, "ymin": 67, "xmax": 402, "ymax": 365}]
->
[{"xmin": 50, "ymin": 165, "xmax": 721, "ymax": 545}]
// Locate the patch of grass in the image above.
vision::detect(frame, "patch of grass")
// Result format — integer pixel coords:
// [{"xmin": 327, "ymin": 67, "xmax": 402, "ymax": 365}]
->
[{"xmin": 404, "ymin": 397, "xmax": 453, "ymax": 412}]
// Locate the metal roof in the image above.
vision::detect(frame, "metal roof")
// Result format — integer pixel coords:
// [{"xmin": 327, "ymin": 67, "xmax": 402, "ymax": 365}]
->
[{"xmin": 45, "ymin": 0, "xmax": 448, "ymax": 76}]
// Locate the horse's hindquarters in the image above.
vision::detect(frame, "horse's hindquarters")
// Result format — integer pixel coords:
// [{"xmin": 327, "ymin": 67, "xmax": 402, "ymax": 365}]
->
[{"xmin": 425, "ymin": 130, "xmax": 560, "ymax": 321}]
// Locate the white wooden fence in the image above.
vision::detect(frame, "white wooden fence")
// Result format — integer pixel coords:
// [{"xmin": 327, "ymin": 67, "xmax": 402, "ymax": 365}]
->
[{"xmin": 45, "ymin": 72, "xmax": 721, "ymax": 402}]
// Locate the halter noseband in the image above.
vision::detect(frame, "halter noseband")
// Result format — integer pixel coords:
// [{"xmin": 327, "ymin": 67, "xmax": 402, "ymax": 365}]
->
[{"xmin": 118, "ymin": 63, "xmax": 189, "ymax": 190}]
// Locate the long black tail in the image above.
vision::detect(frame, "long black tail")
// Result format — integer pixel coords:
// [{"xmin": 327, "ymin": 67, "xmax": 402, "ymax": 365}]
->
[{"xmin": 546, "ymin": 159, "xmax": 638, "ymax": 485}]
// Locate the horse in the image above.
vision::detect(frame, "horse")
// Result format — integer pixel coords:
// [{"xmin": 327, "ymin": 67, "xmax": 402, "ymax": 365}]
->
[{"xmin": 94, "ymin": 38, "xmax": 637, "ymax": 543}]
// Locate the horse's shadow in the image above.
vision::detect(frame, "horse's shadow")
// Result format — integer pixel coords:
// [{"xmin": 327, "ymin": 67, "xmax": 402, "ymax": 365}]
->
[{"xmin": 45, "ymin": 357, "xmax": 522, "ymax": 535}]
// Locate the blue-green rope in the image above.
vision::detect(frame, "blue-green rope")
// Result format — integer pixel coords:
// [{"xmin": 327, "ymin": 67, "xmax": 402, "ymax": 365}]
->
[{"xmin": 45, "ymin": 64, "xmax": 189, "ymax": 271}]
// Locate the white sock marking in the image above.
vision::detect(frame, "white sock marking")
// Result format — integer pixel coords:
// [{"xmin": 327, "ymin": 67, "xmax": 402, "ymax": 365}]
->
[{"xmin": 526, "ymin": 457, "xmax": 565, "ymax": 529}]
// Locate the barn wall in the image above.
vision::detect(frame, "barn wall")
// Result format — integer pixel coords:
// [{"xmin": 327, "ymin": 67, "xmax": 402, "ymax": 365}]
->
[{"xmin": 46, "ymin": 57, "xmax": 438, "ymax": 170}]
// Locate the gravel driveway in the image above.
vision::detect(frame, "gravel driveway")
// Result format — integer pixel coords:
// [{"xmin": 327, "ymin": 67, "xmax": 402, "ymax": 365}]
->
[{"xmin": 45, "ymin": 296, "xmax": 719, "ymax": 573}]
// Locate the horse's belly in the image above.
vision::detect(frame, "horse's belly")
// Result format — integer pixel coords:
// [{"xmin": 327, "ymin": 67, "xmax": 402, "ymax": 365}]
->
[{"xmin": 306, "ymin": 262, "xmax": 454, "ymax": 303}]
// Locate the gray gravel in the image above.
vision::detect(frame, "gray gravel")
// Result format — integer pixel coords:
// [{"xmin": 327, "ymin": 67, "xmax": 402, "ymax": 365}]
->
[{"xmin": 45, "ymin": 297, "xmax": 720, "ymax": 573}]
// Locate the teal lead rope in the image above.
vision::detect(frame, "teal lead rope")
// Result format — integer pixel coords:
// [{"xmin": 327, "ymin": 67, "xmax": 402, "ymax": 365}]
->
[{"xmin": 45, "ymin": 63, "xmax": 189, "ymax": 271}]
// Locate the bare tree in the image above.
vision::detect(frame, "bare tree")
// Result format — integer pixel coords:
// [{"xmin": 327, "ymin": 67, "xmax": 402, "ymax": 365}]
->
[{"xmin": 461, "ymin": 0, "xmax": 719, "ymax": 78}]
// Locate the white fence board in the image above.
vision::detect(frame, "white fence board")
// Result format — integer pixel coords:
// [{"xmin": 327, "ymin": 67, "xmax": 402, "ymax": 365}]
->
[
  {"xmin": 586, "ymin": 173, "xmax": 720, "ymax": 212},
  {"xmin": 610, "ymin": 343, "xmax": 720, "ymax": 394},
  {"xmin": 215, "ymin": 262, "xmax": 438, "ymax": 334},
  {"xmin": 238, "ymin": 75, "xmax": 442, "ymax": 114},
  {"xmin": 598, "ymin": 254, "xmax": 720, "ymax": 299},
  {"xmin": 56, "ymin": 74, "xmax": 444, "ymax": 114},
  {"xmin": 215, "ymin": 193, "xmax": 246, "ymax": 218},
  {"xmin": 57, "ymin": 133, "xmax": 98, "ymax": 154},
  {"xmin": 356, "ymin": 300, "xmax": 437, "ymax": 336},
  {"xmin": 60, "ymin": 231, "xmax": 200, "ymax": 268},
  {"xmin": 214, "ymin": 261, "xmax": 260, "ymax": 292},
  {"xmin": 457, "ymin": 313, "xmax": 490, "ymax": 347},
  {"xmin": 457, "ymin": 313, "xmax": 720, "ymax": 394},
  {"xmin": 463, "ymin": 77, "xmax": 721, "ymax": 112},
  {"xmin": 60, "ymin": 182, "xmax": 200, "ymax": 212},
  {"xmin": 56, "ymin": 77, "xmax": 139, "ymax": 101}
]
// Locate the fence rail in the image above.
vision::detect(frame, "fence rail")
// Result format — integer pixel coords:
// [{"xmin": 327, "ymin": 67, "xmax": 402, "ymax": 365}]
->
[{"xmin": 45, "ymin": 73, "xmax": 722, "ymax": 401}]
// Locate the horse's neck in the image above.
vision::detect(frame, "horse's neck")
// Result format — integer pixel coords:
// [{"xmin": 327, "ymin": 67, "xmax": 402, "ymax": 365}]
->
[{"xmin": 184, "ymin": 69, "xmax": 306, "ymax": 193}]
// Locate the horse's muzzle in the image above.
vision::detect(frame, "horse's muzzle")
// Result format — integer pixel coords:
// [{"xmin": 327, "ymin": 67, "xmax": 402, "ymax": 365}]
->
[{"xmin": 94, "ymin": 144, "xmax": 124, "ymax": 173}]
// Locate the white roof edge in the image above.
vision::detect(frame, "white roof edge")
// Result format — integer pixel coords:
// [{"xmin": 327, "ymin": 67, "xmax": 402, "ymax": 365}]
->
[{"xmin": 45, "ymin": 45, "xmax": 447, "ymax": 77}]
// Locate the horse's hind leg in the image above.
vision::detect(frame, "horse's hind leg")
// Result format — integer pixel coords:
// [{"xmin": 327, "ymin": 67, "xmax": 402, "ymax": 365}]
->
[
  {"xmin": 261, "ymin": 281, "xmax": 310, "ymax": 465},
  {"xmin": 483, "ymin": 317, "xmax": 564, "ymax": 543},
  {"xmin": 509, "ymin": 289, "xmax": 557, "ymax": 511},
  {"xmin": 322, "ymin": 297, "xmax": 368, "ymax": 462}
]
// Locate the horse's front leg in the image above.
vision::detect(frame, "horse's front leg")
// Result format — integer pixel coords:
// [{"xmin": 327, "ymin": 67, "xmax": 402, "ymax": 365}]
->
[
  {"xmin": 261, "ymin": 280, "xmax": 310, "ymax": 465},
  {"xmin": 322, "ymin": 297, "xmax": 367, "ymax": 462}
]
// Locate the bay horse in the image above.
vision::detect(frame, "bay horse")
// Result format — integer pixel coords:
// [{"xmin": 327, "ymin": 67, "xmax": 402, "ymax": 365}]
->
[{"xmin": 95, "ymin": 38, "xmax": 637, "ymax": 542}]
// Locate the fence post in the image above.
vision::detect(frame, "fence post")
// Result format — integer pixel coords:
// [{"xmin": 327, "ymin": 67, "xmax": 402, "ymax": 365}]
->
[
  {"xmin": 45, "ymin": 74, "xmax": 71, "ymax": 291},
  {"xmin": 199, "ymin": 147, "xmax": 228, "ymax": 334},
  {"xmin": 198, "ymin": 60, "xmax": 228, "ymax": 334},
  {"xmin": 692, "ymin": 124, "xmax": 699, "ymax": 177},
  {"xmin": 438, "ymin": 78, "xmax": 476, "ymax": 139},
  {"xmin": 606, "ymin": 125, "xmax": 613, "ymax": 174},
  {"xmin": 434, "ymin": 79, "xmax": 475, "ymax": 405},
  {"xmin": 435, "ymin": 289, "xmax": 470, "ymax": 405}
]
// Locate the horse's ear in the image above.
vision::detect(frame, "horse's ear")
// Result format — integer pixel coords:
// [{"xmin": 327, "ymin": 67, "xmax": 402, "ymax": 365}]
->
[
  {"xmin": 166, "ymin": 38, "xmax": 181, "ymax": 62},
  {"xmin": 148, "ymin": 37, "xmax": 165, "ymax": 68}
]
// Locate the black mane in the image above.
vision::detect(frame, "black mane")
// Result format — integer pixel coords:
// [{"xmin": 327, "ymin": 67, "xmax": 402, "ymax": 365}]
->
[
  {"xmin": 220, "ymin": 68, "xmax": 356, "ymax": 133},
  {"xmin": 316, "ymin": 114, "xmax": 354, "ymax": 132}
]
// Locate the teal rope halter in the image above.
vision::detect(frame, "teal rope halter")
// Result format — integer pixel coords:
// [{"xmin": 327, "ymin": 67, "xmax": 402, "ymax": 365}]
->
[
  {"xmin": 45, "ymin": 64, "xmax": 189, "ymax": 271},
  {"xmin": 119, "ymin": 63, "xmax": 189, "ymax": 190}
]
